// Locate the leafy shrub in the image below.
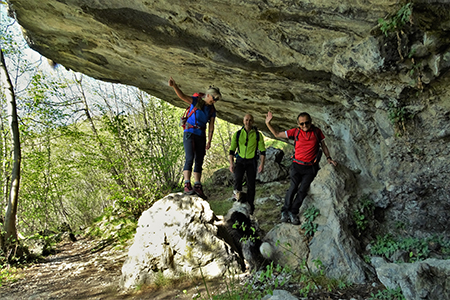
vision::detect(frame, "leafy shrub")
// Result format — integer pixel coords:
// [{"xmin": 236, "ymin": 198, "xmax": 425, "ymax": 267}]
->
[
  {"xmin": 370, "ymin": 287, "xmax": 405, "ymax": 300},
  {"xmin": 378, "ymin": 3, "xmax": 413, "ymax": 36},
  {"xmin": 352, "ymin": 195, "xmax": 374, "ymax": 234},
  {"xmin": 301, "ymin": 206, "xmax": 320, "ymax": 236},
  {"xmin": 370, "ymin": 234, "xmax": 450, "ymax": 262},
  {"xmin": 0, "ymin": 262, "xmax": 19, "ymax": 287}
]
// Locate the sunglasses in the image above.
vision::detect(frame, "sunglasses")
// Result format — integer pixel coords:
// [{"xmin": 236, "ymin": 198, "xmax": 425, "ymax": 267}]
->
[
  {"xmin": 298, "ymin": 121, "xmax": 311, "ymax": 126},
  {"xmin": 209, "ymin": 86, "xmax": 221, "ymax": 102}
]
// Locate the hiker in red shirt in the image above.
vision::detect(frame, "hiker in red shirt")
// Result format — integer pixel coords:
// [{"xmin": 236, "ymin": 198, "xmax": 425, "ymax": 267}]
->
[
  {"xmin": 265, "ymin": 111, "xmax": 337, "ymax": 225},
  {"xmin": 169, "ymin": 77, "xmax": 222, "ymax": 200}
]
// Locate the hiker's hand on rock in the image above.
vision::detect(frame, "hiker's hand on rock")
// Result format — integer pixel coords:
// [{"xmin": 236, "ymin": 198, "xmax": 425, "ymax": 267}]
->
[
  {"xmin": 168, "ymin": 77, "xmax": 175, "ymax": 87},
  {"xmin": 329, "ymin": 159, "xmax": 338, "ymax": 167}
]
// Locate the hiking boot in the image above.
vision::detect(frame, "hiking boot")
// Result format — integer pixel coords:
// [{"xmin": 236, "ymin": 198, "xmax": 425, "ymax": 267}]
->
[
  {"xmin": 193, "ymin": 184, "xmax": 208, "ymax": 200},
  {"xmin": 288, "ymin": 211, "xmax": 300, "ymax": 225},
  {"xmin": 281, "ymin": 211, "xmax": 289, "ymax": 223},
  {"xmin": 184, "ymin": 182, "xmax": 195, "ymax": 195}
]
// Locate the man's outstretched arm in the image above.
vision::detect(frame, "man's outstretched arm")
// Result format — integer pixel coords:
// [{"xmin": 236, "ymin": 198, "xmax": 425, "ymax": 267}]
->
[{"xmin": 265, "ymin": 111, "xmax": 287, "ymax": 139}]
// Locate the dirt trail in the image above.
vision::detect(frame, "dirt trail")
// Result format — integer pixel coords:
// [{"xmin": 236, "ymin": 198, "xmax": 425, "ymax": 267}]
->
[
  {"xmin": 0, "ymin": 237, "xmax": 228, "ymax": 300},
  {"xmin": 0, "ymin": 238, "xmax": 128, "ymax": 299}
]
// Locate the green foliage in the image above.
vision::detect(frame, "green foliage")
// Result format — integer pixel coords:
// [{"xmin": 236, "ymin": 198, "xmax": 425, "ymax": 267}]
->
[
  {"xmin": 303, "ymin": 206, "xmax": 320, "ymax": 222},
  {"xmin": 273, "ymin": 240, "xmax": 351, "ymax": 298},
  {"xmin": 352, "ymin": 195, "xmax": 374, "ymax": 233},
  {"xmin": 85, "ymin": 209, "xmax": 137, "ymax": 250},
  {"xmin": 195, "ymin": 262, "xmax": 292, "ymax": 300},
  {"xmin": 370, "ymin": 287, "xmax": 405, "ymax": 300},
  {"xmin": 371, "ymin": 234, "xmax": 398, "ymax": 259},
  {"xmin": 388, "ymin": 101, "xmax": 417, "ymax": 135},
  {"xmin": 98, "ymin": 93, "xmax": 185, "ymax": 194},
  {"xmin": 378, "ymin": 3, "xmax": 413, "ymax": 36},
  {"xmin": 388, "ymin": 103, "xmax": 408, "ymax": 125},
  {"xmin": 154, "ymin": 271, "xmax": 171, "ymax": 288},
  {"xmin": 300, "ymin": 220, "xmax": 318, "ymax": 237},
  {"xmin": 256, "ymin": 262, "xmax": 291, "ymax": 296},
  {"xmin": 16, "ymin": 76, "xmax": 188, "ymax": 234},
  {"xmin": 0, "ymin": 236, "xmax": 21, "ymax": 286},
  {"xmin": 232, "ymin": 221, "xmax": 259, "ymax": 244},
  {"xmin": 3, "ymin": 16, "xmax": 192, "ymax": 234},
  {"xmin": 298, "ymin": 259, "xmax": 319, "ymax": 297},
  {"xmin": 0, "ymin": 263, "xmax": 19, "ymax": 287},
  {"xmin": 301, "ymin": 206, "xmax": 320, "ymax": 236},
  {"xmin": 353, "ymin": 210, "xmax": 366, "ymax": 230},
  {"xmin": 370, "ymin": 234, "xmax": 450, "ymax": 262},
  {"xmin": 297, "ymin": 258, "xmax": 351, "ymax": 297}
]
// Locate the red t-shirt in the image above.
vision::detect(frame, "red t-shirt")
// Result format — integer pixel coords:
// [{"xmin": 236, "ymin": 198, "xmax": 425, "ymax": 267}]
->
[{"xmin": 286, "ymin": 126, "xmax": 325, "ymax": 164}]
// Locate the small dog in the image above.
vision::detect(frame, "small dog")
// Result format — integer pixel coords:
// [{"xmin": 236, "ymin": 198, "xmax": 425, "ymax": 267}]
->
[{"xmin": 224, "ymin": 191, "xmax": 269, "ymax": 271}]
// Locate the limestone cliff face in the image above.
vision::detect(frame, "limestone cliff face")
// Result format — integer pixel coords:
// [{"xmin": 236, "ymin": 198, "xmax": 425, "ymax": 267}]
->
[{"xmin": 7, "ymin": 1, "xmax": 450, "ymax": 237}]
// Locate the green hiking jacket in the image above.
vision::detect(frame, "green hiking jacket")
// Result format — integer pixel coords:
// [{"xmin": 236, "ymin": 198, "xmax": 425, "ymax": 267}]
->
[{"xmin": 229, "ymin": 127, "xmax": 266, "ymax": 159}]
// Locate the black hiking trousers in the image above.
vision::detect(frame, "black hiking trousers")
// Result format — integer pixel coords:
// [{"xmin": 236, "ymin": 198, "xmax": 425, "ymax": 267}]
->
[
  {"xmin": 283, "ymin": 162, "xmax": 318, "ymax": 215},
  {"xmin": 233, "ymin": 157, "xmax": 258, "ymax": 212}
]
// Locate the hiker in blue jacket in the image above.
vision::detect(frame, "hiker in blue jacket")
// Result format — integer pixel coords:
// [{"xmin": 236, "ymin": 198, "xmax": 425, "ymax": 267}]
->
[
  {"xmin": 265, "ymin": 111, "xmax": 337, "ymax": 225},
  {"xmin": 169, "ymin": 77, "xmax": 222, "ymax": 200},
  {"xmin": 229, "ymin": 114, "xmax": 266, "ymax": 214}
]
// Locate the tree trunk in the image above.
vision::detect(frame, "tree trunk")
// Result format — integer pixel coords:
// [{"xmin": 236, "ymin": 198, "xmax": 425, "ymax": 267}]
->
[
  {"xmin": 0, "ymin": 113, "xmax": 10, "ymax": 218},
  {"xmin": 0, "ymin": 46, "xmax": 21, "ymax": 251}
]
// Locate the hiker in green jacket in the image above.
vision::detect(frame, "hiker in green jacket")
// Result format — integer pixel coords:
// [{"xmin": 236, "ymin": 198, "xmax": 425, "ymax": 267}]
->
[{"xmin": 229, "ymin": 114, "xmax": 266, "ymax": 214}]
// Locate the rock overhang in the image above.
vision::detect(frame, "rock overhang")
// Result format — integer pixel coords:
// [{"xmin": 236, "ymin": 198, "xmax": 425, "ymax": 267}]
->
[{"xmin": 6, "ymin": 1, "xmax": 450, "ymax": 235}]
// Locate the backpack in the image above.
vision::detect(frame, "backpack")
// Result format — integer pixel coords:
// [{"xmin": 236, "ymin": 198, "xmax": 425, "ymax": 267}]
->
[
  {"xmin": 180, "ymin": 93, "xmax": 214, "ymax": 130},
  {"xmin": 179, "ymin": 106, "xmax": 198, "ymax": 129},
  {"xmin": 235, "ymin": 126, "xmax": 260, "ymax": 159},
  {"xmin": 292, "ymin": 126, "xmax": 322, "ymax": 165}
]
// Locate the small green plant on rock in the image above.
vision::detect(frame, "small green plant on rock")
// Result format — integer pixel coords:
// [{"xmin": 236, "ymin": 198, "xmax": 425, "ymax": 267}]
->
[
  {"xmin": 370, "ymin": 287, "xmax": 405, "ymax": 300},
  {"xmin": 388, "ymin": 102, "xmax": 415, "ymax": 134},
  {"xmin": 378, "ymin": 2, "xmax": 413, "ymax": 36},
  {"xmin": 301, "ymin": 206, "xmax": 320, "ymax": 236},
  {"xmin": 196, "ymin": 261, "xmax": 291, "ymax": 300},
  {"xmin": 378, "ymin": 2, "xmax": 414, "ymax": 63},
  {"xmin": 388, "ymin": 103, "xmax": 407, "ymax": 125},
  {"xmin": 232, "ymin": 221, "xmax": 259, "ymax": 244},
  {"xmin": 298, "ymin": 259, "xmax": 322, "ymax": 296},
  {"xmin": 274, "ymin": 241, "xmax": 351, "ymax": 298},
  {"xmin": 257, "ymin": 262, "xmax": 291, "ymax": 295},
  {"xmin": 352, "ymin": 195, "xmax": 375, "ymax": 234},
  {"xmin": 370, "ymin": 234, "xmax": 450, "ymax": 262},
  {"xmin": 297, "ymin": 258, "xmax": 351, "ymax": 297}
]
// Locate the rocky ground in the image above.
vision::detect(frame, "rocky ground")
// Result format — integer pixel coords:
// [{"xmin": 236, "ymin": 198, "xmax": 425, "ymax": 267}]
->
[
  {"xmin": 0, "ymin": 181, "xmax": 385, "ymax": 300},
  {"xmin": 0, "ymin": 236, "xmax": 383, "ymax": 299}
]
